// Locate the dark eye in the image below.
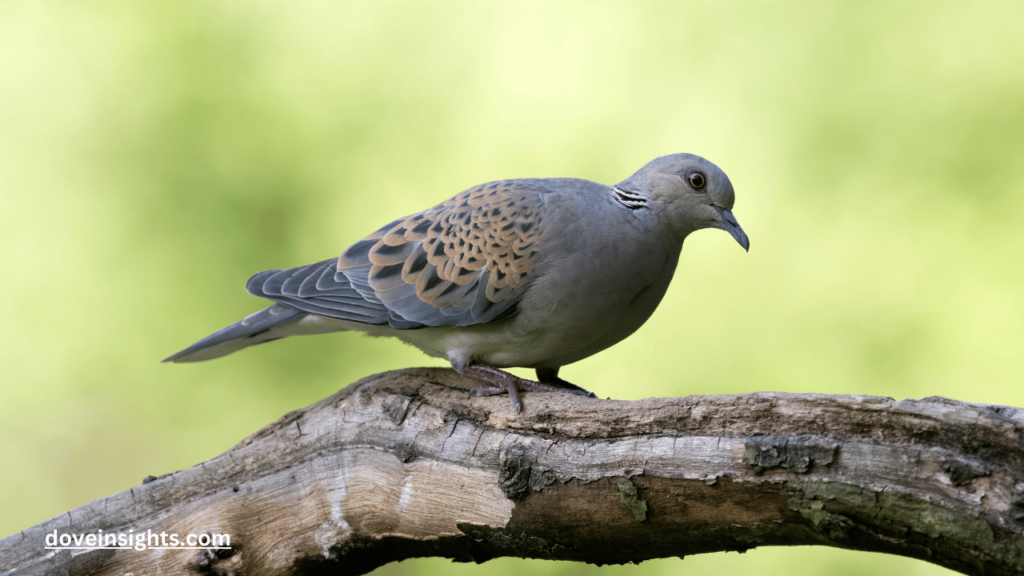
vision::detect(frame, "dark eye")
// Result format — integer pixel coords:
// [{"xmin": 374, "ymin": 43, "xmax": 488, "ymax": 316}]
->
[{"xmin": 687, "ymin": 171, "xmax": 706, "ymax": 190}]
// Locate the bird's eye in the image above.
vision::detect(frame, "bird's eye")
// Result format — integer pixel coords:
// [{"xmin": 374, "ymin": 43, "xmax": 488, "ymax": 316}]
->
[{"xmin": 687, "ymin": 172, "xmax": 706, "ymax": 190}]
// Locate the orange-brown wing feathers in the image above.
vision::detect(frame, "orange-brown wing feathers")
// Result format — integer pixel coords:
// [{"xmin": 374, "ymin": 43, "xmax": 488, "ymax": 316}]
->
[{"xmin": 337, "ymin": 181, "xmax": 545, "ymax": 327}]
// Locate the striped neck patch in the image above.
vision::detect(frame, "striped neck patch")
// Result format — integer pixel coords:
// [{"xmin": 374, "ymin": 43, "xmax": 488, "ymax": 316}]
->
[{"xmin": 611, "ymin": 186, "xmax": 647, "ymax": 210}]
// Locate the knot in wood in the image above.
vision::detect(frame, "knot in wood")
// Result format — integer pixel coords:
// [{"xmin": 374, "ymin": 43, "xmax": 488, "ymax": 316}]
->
[{"xmin": 743, "ymin": 435, "xmax": 840, "ymax": 475}]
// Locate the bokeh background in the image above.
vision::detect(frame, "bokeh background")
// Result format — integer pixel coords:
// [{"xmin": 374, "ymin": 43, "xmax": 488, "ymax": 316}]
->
[{"xmin": 2, "ymin": 1, "xmax": 1022, "ymax": 574}]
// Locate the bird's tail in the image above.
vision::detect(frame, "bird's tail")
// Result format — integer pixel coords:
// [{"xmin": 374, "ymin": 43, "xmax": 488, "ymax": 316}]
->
[{"xmin": 162, "ymin": 304, "xmax": 306, "ymax": 363}]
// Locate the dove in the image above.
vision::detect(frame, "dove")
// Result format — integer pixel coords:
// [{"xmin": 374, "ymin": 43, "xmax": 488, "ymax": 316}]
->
[{"xmin": 164, "ymin": 153, "xmax": 749, "ymax": 412}]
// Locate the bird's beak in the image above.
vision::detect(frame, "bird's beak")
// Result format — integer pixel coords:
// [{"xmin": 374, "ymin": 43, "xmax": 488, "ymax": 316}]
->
[{"xmin": 713, "ymin": 205, "xmax": 750, "ymax": 251}]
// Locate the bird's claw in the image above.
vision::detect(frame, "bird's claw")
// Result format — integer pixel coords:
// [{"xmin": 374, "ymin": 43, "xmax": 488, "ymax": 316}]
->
[
  {"xmin": 566, "ymin": 388, "xmax": 598, "ymax": 398},
  {"xmin": 469, "ymin": 381, "xmax": 523, "ymax": 413},
  {"xmin": 458, "ymin": 364, "xmax": 598, "ymax": 413}
]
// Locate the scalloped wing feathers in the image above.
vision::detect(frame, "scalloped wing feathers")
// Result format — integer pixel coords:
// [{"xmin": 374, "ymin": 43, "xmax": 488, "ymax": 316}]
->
[
  {"xmin": 248, "ymin": 181, "xmax": 546, "ymax": 329},
  {"xmin": 339, "ymin": 180, "xmax": 544, "ymax": 327}
]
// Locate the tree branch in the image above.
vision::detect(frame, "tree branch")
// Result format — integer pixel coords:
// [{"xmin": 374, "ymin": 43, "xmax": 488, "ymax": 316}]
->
[{"xmin": 3, "ymin": 368, "xmax": 1023, "ymax": 575}]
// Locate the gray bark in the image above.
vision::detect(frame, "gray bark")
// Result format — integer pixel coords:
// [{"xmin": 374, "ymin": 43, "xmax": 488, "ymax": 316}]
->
[{"xmin": 2, "ymin": 368, "xmax": 1023, "ymax": 575}]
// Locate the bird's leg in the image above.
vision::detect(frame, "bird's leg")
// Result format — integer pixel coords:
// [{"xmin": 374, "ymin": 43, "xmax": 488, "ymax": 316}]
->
[
  {"xmin": 536, "ymin": 367, "xmax": 598, "ymax": 398},
  {"xmin": 454, "ymin": 364, "xmax": 592, "ymax": 413}
]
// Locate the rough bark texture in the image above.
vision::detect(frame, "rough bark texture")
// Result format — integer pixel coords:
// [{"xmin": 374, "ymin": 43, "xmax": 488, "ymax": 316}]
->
[{"xmin": 3, "ymin": 368, "xmax": 1024, "ymax": 575}]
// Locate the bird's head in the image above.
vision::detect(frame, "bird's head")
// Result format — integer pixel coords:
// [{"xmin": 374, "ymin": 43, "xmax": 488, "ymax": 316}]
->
[{"xmin": 616, "ymin": 153, "xmax": 749, "ymax": 251}]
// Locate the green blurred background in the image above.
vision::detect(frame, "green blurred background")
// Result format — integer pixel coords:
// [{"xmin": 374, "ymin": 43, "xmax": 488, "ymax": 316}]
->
[{"xmin": 1, "ymin": 1, "xmax": 1022, "ymax": 574}]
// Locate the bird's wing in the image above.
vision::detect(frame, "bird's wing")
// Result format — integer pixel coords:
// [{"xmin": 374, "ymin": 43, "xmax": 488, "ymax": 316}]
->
[
  {"xmin": 248, "ymin": 180, "xmax": 548, "ymax": 329},
  {"xmin": 245, "ymin": 258, "xmax": 392, "ymax": 325}
]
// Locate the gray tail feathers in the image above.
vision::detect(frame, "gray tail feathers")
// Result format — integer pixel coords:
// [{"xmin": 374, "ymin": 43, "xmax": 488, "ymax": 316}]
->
[{"xmin": 162, "ymin": 304, "xmax": 305, "ymax": 363}]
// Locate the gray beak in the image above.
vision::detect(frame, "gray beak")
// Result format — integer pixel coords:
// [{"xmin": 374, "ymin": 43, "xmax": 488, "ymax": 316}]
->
[{"xmin": 713, "ymin": 205, "xmax": 750, "ymax": 251}]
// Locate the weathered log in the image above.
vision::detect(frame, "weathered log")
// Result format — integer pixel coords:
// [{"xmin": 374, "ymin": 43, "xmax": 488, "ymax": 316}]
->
[{"xmin": 2, "ymin": 368, "xmax": 1023, "ymax": 575}]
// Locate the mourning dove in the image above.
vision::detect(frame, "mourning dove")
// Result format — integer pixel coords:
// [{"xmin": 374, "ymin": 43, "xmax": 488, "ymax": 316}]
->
[{"xmin": 164, "ymin": 153, "xmax": 749, "ymax": 412}]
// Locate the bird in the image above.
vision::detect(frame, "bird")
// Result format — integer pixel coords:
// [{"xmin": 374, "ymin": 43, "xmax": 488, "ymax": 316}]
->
[{"xmin": 164, "ymin": 153, "xmax": 749, "ymax": 412}]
